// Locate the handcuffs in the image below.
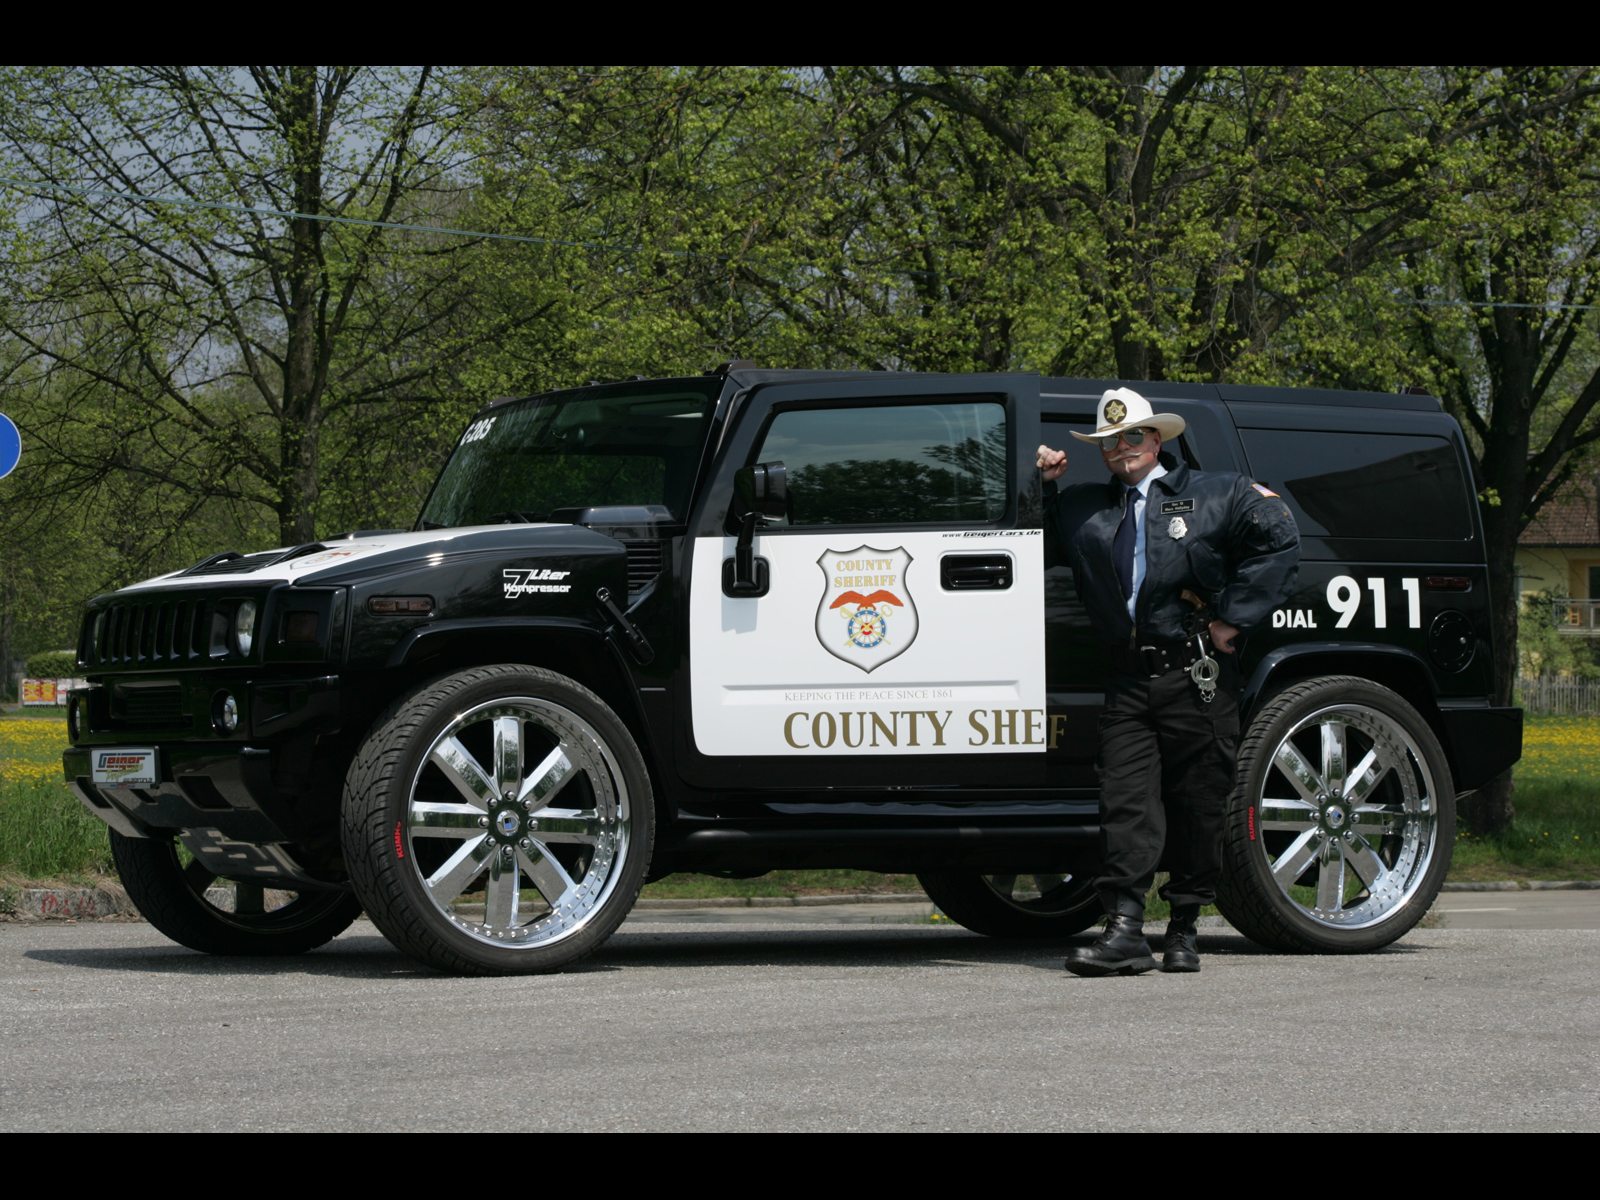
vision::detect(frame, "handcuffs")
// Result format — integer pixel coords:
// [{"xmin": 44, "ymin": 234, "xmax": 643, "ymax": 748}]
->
[
  {"xmin": 1189, "ymin": 633, "xmax": 1220, "ymax": 704},
  {"xmin": 1182, "ymin": 589, "xmax": 1220, "ymax": 704}
]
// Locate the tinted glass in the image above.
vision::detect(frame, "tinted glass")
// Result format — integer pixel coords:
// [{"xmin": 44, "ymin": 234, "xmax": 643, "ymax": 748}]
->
[
  {"xmin": 421, "ymin": 384, "xmax": 717, "ymax": 527},
  {"xmin": 1239, "ymin": 430, "xmax": 1471, "ymax": 539},
  {"xmin": 757, "ymin": 401, "xmax": 1007, "ymax": 526}
]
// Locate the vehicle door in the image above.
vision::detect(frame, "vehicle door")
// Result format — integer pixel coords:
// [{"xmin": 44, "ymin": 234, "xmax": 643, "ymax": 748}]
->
[{"xmin": 681, "ymin": 375, "xmax": 1047, "ymax": 791}]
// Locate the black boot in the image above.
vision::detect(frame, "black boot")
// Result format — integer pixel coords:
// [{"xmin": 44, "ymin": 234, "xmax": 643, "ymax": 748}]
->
[
  {"xmin": 1064, "ymin": 913, "xmax": 1156, "ymax": 977},
  {"xmin": 1161, "ymin": 907, "xmax": 1201, "ymax": 973}
]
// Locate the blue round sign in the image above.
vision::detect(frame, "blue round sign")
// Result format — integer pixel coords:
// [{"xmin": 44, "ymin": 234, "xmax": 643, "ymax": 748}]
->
[{"xmin": 0, "ymin": 413, "xmax": 19, "ymax": 480}]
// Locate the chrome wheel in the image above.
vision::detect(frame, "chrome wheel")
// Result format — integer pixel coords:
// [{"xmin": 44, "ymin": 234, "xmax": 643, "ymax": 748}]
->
[
  {"xmin": 1255, "ymin": 703, "xmax": 1438, "ymax": 929},
  {"xmin": 405, "ymin": 696, "xmax": 632, "ymax": 951},
  {"xmin": 1219, "ymin": 676, "xmax": 1454, "ymax": 953}
]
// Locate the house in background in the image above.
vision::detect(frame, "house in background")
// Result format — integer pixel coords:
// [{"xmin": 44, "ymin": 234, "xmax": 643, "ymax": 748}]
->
[{"xmin": 1516, "ymin": 472, "xmax": 1600, "ymax": 634}]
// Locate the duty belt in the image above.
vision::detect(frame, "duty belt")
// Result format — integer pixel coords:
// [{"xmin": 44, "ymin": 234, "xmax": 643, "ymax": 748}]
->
[{"xmin": 1116, "ymin": 636, "xmax": 1214, "ymax": 679}]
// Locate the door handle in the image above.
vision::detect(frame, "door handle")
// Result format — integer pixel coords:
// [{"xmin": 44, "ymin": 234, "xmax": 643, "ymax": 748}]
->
[{"xmin": 941, "ymin": 553, "xmax": 1012, "ymax": 590}]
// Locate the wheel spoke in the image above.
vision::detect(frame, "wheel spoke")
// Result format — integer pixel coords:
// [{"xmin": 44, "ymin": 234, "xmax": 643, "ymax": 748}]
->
[
  {"xmin": 1271, "ymin": 828, "xmax": 1321, "ymax": 887},
  {"xmin": 493, "ymin": 715, "xmax": 523, "ymax": 797},
  {"xmin": 234, "ymin": 882, "xmax": 265, "ymax": 916},
  {"xmin": 430, "ymin": 737, "xmax": 495, "ymax": 808},
  {"xmin": 1319, "ymin": 720, "xmax": 1348, "ymax": 793},
  {"xmin": 1344, "ymin": 747, "xmax": 1386, "ymax": 805},
  {"xmin": 426, "ymin": 836, "xmax": 494, "ymax": 903},
  {"xmin": 517, "ymin": 745, "xmax": 575, "ymax": 810},
  {"xmin": 1339, "ymin": 835, "xmax": 1388, "ymax": 890},
  {"xmin": 410, "ymin": 800, "xmax": 489, "ymax": 838},
  {"xmin": 183, "ymin": 857, "xmax": 216, "ymax": 893},
  {"xmin": 484, "ymin": 852, "xmax": 520, "ymax": 928},
  {"xmin": 532, "ymin": 806, "xmax": 601, "ymax": 845},
  {"xmin": 1350, "ymin": 806, "xmax": 1408, "ymax": 838},
  {"xmin": 1315, "ymin": 844, "xmax": 1347, "ymax": 911},
  {"xmin": 1259, "ymin": 797, "xmax": 1317, "ymax": 833},
  {"xmin": 1272, "ymin": 740, "xmax": 1323, "ymax": 803},
  {"xmin": 518, "ymin": 842, "xmax": 578, "ymax": 905}
]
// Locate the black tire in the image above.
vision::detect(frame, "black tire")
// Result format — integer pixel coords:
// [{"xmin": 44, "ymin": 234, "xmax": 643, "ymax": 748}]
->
[
  {"xmin": 1216, "ymin": 676, "xmax": 1454, "ymax": 953},
  {"xmin": 108, "ymin": 829, "xmax": 361, "ymax": 956},
  {"xmin": 341, "ymin": 664, "xmax": 653, "ymax": 975},
  {"xmin": 917, "ymin": 869, "xmax": 1101, "ymax": 939}
]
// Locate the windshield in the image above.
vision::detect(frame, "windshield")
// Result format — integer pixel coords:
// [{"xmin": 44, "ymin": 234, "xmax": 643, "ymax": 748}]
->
[{"xmin": 419, "ymin": 381, "xmax": 719, "ymax": 528}]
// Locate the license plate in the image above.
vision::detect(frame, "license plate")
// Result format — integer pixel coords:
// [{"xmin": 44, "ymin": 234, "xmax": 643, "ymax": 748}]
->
[{"xmin": 91, "ymin": 748, "xmax": 158, "ymax": 786}]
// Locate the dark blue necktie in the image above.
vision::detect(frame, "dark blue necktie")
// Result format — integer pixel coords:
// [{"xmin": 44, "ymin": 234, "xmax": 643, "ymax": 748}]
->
[{"xmin": 1113, "ymin": 485, "xmax": 1139, "ymax": 599}]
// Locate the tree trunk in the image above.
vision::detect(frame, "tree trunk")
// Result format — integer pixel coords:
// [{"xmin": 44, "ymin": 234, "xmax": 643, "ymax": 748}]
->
[
  {"xmin": 1471, "ymin": 494, "xmax": 1523, "ymax": 834},
  {"xmin": 279, "ymin": 65, "xmax": 326, "ymax": 546}
]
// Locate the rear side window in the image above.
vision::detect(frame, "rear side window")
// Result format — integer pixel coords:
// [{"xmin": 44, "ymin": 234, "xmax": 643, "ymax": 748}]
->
[
  {"xmin": 755, "ymin": 400, "xmax": 1007, "ymax": 526},
  {"xmin": 1239, "ymin": 430, "xmax": 1472, "ymax": 540}
]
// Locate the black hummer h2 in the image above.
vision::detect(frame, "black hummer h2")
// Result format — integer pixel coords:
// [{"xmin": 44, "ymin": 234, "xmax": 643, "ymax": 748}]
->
[{"xmin": 63, "ymin": 366, "xmax": 1523, "ymax": 974}]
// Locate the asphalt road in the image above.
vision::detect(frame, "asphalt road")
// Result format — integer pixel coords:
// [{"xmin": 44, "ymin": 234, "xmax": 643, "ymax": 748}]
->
[{"xmin": 3, "ymin": 891, "xmax": 1597, "ymax": 1132}]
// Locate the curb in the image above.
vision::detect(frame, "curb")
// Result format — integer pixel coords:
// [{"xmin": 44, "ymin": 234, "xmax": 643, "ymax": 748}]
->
[{"xmin": 1439, "ymin": 879, "xmax": 1600, "ymax": 892}]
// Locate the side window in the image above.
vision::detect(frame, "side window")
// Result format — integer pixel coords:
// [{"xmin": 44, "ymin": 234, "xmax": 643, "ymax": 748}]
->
[
  {"xmin": 755, "ymin": 400, "xmax": 1007, "ymax": 526},
  {"xmin": 1239, "ymin": 430, "xmax": 1472, "ymax": 540},
  {"xmin": 1043, "ymin": 418, "xmax": 1114, "ymax": 486}
]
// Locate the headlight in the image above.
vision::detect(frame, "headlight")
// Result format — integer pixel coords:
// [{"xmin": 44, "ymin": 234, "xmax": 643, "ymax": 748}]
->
[{"xmin": 234, "ymin": 600, "xmax": 258, "ymax": 656}]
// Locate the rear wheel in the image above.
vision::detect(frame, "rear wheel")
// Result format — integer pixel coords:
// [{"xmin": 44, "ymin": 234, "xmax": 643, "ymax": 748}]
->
[
  {"xmin": 341, "ymin": 664, "xmax": 653, "ymax": 975},
  {"xmin": 1217, "ymin": 676, "xmax": 1454, "ymax": 952},
  {"xmin": 917, "ymin": 869, "xmax": 1100, "ymax": 939},
  {"xmin": 109, "ymin": 829, "xmax": 360, "ymax": 956}
]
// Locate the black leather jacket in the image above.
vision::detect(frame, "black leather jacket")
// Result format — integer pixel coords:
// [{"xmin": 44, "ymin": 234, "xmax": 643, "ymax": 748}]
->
[{"xmin": 1046, "ymin": 454, "xmax": 1300, "ymax": 647}]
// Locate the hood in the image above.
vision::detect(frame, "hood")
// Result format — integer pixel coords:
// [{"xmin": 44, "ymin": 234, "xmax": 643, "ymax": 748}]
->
[{"xmin": 117, "ymin": 524, "xmax": 616, "ymax": 592}]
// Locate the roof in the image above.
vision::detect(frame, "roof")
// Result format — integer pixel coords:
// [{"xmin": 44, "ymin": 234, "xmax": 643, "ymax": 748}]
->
[{"xmin": 1522, "ymin": 473, "xmax": 1600, "ymax": 546}]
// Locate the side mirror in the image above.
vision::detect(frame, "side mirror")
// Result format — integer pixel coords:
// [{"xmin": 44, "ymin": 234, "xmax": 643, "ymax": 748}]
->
[
  {"xmin": 725, "ymin": 462, "xmax": 787, "ymax": 596},
  {"xmin": 735, "ymin": 461, "xmax": 788, "ymax": 521}
]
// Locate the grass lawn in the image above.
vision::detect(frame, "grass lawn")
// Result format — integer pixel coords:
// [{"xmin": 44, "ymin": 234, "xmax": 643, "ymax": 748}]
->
[{"xmin": 5, "ymin": 707, "xmax": 1598, "ymax": 898}]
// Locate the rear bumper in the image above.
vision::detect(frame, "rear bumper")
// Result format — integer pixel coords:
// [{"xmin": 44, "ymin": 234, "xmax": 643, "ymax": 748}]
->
[{"xmin": 1437, "ymin": 704, "xmax": 1523, "ymax": 791}]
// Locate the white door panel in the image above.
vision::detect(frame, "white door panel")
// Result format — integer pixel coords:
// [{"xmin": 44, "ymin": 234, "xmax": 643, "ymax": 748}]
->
[{"xmin": 689, "ymin": 529, "xmax": 1045, "ymax": 756}]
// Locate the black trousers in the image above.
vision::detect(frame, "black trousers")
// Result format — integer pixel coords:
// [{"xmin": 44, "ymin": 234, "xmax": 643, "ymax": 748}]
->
[{"xmin": 1094, "ymin": 663, "xmax": 1241, "ymax": 915}]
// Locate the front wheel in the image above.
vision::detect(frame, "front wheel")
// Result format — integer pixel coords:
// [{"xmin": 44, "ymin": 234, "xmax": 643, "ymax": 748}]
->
[
  {"xmin": 341, "ymin": 665, "xmax": 653, "ymax": 975},
  {"xmin": 1216, "ymin": 676, "xmax": 1454, "ymax": 953},
  {"xmin": 109, "ymin": 830, "xmax": 361, "ymax": 956},
  {"xmin": 916, "ymin": 869, "xmax": 1101, "ymax": 939}
]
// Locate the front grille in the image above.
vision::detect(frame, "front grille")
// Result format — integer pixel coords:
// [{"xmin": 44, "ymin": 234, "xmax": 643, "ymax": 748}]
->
[
  {"xmin": 83, "ymin": 597, "xmax": 216, "ymax": 668},
  {"xmin": 624, "ymin": 541, "xmax": 664, "ymax": 599},
  {"xmin": 116, "ymin": 683, "xmax": 185, "ymax": 725}
]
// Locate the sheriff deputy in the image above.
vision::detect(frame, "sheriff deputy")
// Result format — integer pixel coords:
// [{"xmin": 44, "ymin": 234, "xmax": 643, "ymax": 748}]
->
[{"xmin": 1038, "ymin": 386, "xmax": 1300, "ymax": 976}]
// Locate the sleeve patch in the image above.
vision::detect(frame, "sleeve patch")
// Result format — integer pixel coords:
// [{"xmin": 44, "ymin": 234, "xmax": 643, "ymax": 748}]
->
[{"xmin": 1252, "ymin": 483, "xmax": 1280, "ymax": 498}]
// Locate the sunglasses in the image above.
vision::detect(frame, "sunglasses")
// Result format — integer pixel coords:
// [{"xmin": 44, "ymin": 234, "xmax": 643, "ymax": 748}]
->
[{"xmin": 1098, "ymin": 427, "xmax": 1153, "ymax": 452}]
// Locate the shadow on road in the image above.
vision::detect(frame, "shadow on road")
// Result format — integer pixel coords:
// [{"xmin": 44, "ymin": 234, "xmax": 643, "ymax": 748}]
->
[{"xmin": 22, "ymin": 921, "xmax": 1431, "ymax": 979}]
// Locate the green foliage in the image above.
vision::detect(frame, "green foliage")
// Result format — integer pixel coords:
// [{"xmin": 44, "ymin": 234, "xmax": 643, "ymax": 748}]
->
[
  {"xmin": 1518, "ymin": 591, "xmax": 1600, "ymax": 679},
  {"xmin": 1452, "ymin": 715, "xmax": 1600, "ymax": 879},
  {"xmin": 0, "ymin": 67, "xmax": 492, "ymax": 549},
  {"xmin": 23, "ymin": 649, "xmax": 76, "ymax": 678},
  {"xmin": 0, "ymin": 778, "xmax": 111, "ymax": 880}
]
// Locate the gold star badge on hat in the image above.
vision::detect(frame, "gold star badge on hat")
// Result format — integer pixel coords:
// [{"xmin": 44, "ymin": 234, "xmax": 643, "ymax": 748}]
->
[{"xmin": 1105, "ymin": 398, "xmax": 1127, "ymax": 423}]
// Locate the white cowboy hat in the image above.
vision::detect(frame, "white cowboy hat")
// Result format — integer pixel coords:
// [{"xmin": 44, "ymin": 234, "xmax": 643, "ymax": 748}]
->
[{"xmin": 1070, "ymin": 386, "xmax": 1187, "ymax": 445}]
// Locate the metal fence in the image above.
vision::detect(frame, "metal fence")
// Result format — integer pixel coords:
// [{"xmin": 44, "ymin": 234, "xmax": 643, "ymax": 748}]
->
[{"xmin": 1516, "ymin": 675, "xmax": 1600, "ymax": 716}]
